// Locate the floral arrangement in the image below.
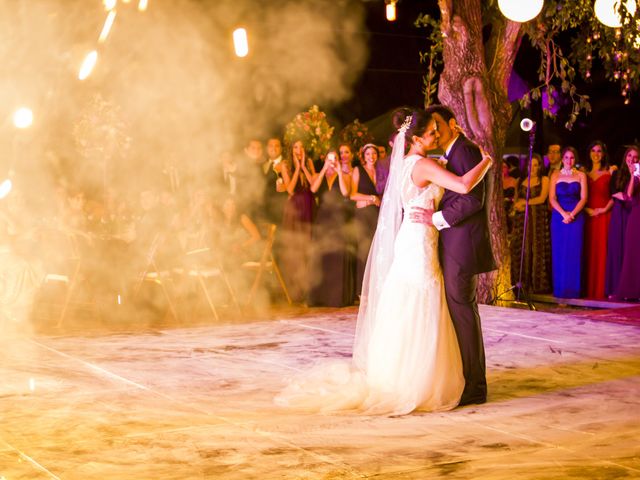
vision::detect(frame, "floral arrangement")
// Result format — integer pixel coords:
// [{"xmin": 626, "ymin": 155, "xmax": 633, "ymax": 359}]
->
[
  {"xmin": 284, "ymin": 105, "xmax": 334, "ymax": 160},
  {"xmin": 339, "ymin": 119, "xmax": 374, "ymax": 155}
]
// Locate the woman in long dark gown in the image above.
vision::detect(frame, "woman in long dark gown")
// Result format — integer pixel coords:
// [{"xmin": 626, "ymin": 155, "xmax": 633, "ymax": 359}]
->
[
  {"xmin": 615, "ymin": 163, "xmax": 640, "ymax": 300},
  {"xmin": 308, "ymin": 150, "xmax": 354, "ymax": 306},
  {"xmin": 338, "ymin": 143, "xmax": 357, "ymax": 302},
  {"xmin": 549, "ymin": 147, "xmax": 588, "ymax": 299},
  {"xmin": 350, "ymin": 144, "xmax": 381, "ymax": 297},
  {"xmin": 280, "ymin": 140, "xmax": 316, "ymax": 303},
  {"xmin": 605, "ymin": 146, "xmax": 639, "ymax": 297},
  {"xmin": 510, "ymin": 153, "xmax": 551, "ymax": 294}
]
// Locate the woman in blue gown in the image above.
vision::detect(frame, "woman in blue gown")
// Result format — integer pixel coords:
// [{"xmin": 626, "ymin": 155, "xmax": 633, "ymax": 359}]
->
[{"xmin": 549, "ymin": 147, "xmax": 588, "ymax": 299}]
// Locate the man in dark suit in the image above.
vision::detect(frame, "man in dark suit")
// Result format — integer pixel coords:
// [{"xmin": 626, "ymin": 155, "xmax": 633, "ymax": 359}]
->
[{"xmin": 410, "ymin": 105, "xmax": 496, "ymax": 406}]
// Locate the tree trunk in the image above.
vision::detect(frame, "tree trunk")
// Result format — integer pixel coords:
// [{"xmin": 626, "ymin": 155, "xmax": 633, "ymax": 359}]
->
[{"xmin": 437, "ymin": 0, "xmax": 521, "ymax": 303}]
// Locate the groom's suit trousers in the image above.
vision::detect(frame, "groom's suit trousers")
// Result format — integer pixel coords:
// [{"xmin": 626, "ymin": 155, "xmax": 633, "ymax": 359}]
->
[{"xmin": 441, "ymin": 253, "xmax": 487, "ymax": 401}]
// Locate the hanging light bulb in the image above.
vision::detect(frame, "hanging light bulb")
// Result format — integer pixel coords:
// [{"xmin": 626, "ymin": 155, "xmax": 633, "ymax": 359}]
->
[
  {"xmin": 79, "ymin": 50, "xmax": 98, "ymax": 80},
  {"xmin": 233, "ymin": 28, "xmax": 249, "ymax": 58},
  {"xmin": 12, "ymin": 107, "xmax": 33, "ymax": 129},
  {"xmin": 138, "ymin": 0, "xmax": 148, "ymax": 11},
  {"xmin": 103, "ymin": 0, "xmax": 116, "ymax": 10},
  {"xmin": 385, "ymin": 1, "xmax": 397, "ymax": 21},
  {"xmin": 98, "ymin": 10, "xmax": 116, "ymax": 43},
  {"xmin": 594, "ymin": 0, "xmax": 636, "ymax": 28},
  {"xmin": 497, "ymin": 0, "xmax": 544, "ymax": 22}
]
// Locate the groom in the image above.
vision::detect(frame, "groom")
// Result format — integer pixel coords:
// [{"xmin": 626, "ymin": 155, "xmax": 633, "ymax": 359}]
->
[{"xmin": 410, "ymin": 105, "xmax": 496, "ymax": 406}]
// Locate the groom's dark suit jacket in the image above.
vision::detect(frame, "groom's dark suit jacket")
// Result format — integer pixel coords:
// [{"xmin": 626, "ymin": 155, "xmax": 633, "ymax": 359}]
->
[{"xmin": 439, "ymin": 135, "xmax": 496, "ymax": 274}]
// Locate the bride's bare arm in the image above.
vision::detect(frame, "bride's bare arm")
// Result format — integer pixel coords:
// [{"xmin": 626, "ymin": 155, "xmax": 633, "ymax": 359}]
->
[{"xmin": 411, "ymin": 155, "xmax": 492, "ymax": 193}]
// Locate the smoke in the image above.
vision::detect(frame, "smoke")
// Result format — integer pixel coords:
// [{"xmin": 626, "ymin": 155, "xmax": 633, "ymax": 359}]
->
[{"xmin": 0, "ymin": 0, "xmax": 368, "ymax": 331}]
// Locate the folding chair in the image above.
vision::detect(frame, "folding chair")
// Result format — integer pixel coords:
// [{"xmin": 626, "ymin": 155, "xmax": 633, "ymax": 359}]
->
[
  {"xmin": 132, "ymin": 233, "xmax": 180, "ymax": 322},
  {"xmin": 179, "ymin": 246, "xmax": 242, "ymax": 320},
  {"xmin": 39, "ymin": 229, "xmax": 99, "ymax": 328},
  {"xmin": 242, "ymin": 223, "xmax": 291, "ymax": 306}
]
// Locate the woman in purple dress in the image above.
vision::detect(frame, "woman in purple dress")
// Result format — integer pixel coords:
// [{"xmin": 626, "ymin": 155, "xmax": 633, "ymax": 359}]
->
[
  {"xmin": 615, "ymin": 157, "xmax": 640, "ymax": 300},
  {"xmin": 280, "ymin": 139, "xmax": 316, "ymax": 303},
  {"xmin": 605, "ymin": 146, "xmax": 639, "ymax": 297}
]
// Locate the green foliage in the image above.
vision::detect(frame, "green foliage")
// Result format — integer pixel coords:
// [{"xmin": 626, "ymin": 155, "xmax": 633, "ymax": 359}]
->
[
  {"xmin": 415, "ymin": 13, "xmax": 443, "ymax": 108},
  {"xmin": 521, "ymin": 0, "xmax": 637, "ymax": 128},
  {"xmin": 419, "ymin": 0, "xmax": 639, "ymax": 130}
]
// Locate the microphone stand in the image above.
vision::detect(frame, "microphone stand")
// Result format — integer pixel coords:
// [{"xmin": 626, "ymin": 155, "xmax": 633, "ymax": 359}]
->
[{"xmin": 491, "ymin": 124, "xmax": 537, "ymax": 310}]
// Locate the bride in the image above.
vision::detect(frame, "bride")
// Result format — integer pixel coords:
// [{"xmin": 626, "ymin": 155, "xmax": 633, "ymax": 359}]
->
[{"xmin": 276, "ymin": 107, "xmax": 492, "ymax": 415}]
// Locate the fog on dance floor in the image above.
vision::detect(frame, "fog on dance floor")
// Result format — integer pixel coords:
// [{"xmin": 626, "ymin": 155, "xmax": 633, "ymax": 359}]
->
[{"xmin": 0, "ymin": 0, "xmax": 369, "ymax": 331}]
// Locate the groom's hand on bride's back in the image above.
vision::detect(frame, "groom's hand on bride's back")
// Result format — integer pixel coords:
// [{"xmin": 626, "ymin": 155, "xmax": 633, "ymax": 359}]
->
[{"xmin": 409, "ymin": 206, "xmax": 434, "ymax": 226}]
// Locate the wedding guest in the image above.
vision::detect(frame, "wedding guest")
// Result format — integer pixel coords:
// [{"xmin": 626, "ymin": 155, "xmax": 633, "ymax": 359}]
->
[
  {"xmin": 502, "ymin": 156, "xmax": 520, "ymax": 235},
  {"xmin": 615, "ymin": 160, "xmax": 640, "ymax": 300},
  {"xmin": 376, "ymin": 144, "xmax": 390, "ymax": 195},
  {"xmin": 543, "ymin": 143, "xmax": 562, "ymax": 175},
  {"xmin": 584, "ymin": 140, "xmax": 613, "ymax": 299},
  {"xmin": 549, "ymin": 147, "xmax": 588, "ymax": 299},
  {"xmin": 308, "ymin": 150, "xmax": 354, "ymax": 306},
  {"xmin": 338, "ymin": 142, "xmax": 357, "ymax": 297},
  {"xmin": 605, "ymin": 146, "xmax": 639, "ymax": 297},
  {"xmin": 350, "ymin": 143, "xmax": 381, "ymax": 296},
  {"xmin": 510, "ymin": 153, "xmax": 551, "ymax": 293},
  {"xmin": 338, "ymin": 143, "xmax": 355, "ymax": 181},
  {"xmin": 219, "ymin": 150, "xmax": 238, "ymax": 196},
  {"xmin": 279, "ymin": 139, "xmax": 316, "ymax": 303},
  {"xmin": 236, "ymin": 138, "xmax": 267, "ymax": 221},
  {"xmin": 261, "ymin": 137, "xmax": 288, "ymax": 225}
]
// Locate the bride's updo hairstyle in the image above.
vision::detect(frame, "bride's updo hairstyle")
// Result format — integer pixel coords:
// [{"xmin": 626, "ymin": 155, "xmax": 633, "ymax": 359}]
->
[{"xmin": 392, "ymin": 107, "xmax": 432, "ymax": 145}]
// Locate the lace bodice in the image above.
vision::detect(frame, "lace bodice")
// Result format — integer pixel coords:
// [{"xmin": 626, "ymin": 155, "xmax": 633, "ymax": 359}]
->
[{"xmin": 401, "ymin": 155, "xmax": 444, "ymax": 221}]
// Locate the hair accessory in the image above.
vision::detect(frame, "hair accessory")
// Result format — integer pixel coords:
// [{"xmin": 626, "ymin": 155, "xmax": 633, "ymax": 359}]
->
[{"xmin": 398, "ymin": 115, "xmax": 412, "ymax": 134}]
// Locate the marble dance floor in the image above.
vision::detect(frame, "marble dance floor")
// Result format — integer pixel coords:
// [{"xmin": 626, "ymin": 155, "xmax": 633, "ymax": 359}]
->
[{"xmin": 1, "ymin": 304, "xmax": 639, "ymax": 479}]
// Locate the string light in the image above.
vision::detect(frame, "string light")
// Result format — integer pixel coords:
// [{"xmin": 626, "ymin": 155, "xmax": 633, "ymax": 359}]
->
[
  {"xmin": 233, "ymin": 28, "xmax": 249, "ymax": 57},
  {"xmin": 385, "ymin": 0, "xmax": 397, "ymax": 22},
  {"xmin": 0, "ymin": 179, "xmax": 13, "ymax": 199},
  {"xmin": 98, "ymin": 10, "xmax": 116, "ymax": 43},
  {"xmin": 138, "ymin": 0, "xmax": 148, "ymax": 11},
  {"xmin": 595, "ymin": 0, "xmax": 637, "ymax": 28},
  {"xmin": 103, "ymin": 0, "xmax": 116, "ymax": 10},
  {"xmin": 497, "ymin": 0, "xmax": 544, "ymax": 22},
  {"xmin": 12, "ymin": 107, "xmax": 33, "ymax": 129},
  {"xmin": 79, "ymin": 50, "xmax": 98, "ymax": 80}
]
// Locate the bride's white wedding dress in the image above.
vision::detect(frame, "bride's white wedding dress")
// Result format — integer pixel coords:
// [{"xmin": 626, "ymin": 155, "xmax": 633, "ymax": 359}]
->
[{"xmin": 276, "ymin": 155, "xmax": 464, "ymax": 415}]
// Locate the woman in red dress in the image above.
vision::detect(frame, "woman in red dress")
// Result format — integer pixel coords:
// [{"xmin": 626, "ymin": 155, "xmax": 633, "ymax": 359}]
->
[{"xmin": 584, "ymin": 141, "xmax": 613, "ymax": 299}]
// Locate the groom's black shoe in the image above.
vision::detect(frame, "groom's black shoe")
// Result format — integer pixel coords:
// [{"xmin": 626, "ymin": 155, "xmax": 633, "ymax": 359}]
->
[{"xmin": 458, "ymin": 394, "xmax": 486, "ymax": 406}]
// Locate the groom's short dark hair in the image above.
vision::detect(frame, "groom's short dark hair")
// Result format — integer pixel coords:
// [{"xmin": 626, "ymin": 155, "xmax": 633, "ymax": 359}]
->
[{"xmin": 426, "ymin": 104, "xmax": 456, "ymax": 123}]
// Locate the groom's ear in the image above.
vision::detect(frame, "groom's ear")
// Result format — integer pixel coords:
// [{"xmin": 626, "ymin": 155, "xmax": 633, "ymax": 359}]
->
[{"xmin": 448, "ymin": 118, "xmax": 457, "ymax": 131}]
